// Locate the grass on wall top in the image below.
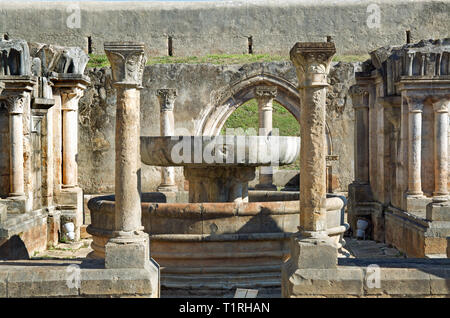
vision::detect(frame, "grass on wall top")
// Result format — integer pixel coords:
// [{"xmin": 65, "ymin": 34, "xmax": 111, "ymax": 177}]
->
[{"xmin": 87, "ymin": 53, "xmax": 369, "ymax": 68}]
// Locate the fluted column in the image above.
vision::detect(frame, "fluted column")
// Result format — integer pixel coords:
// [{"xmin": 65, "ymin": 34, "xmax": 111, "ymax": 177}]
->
[
  {"xmin": 406, "ymin": 95, "xmax": 424, "ymax": 196},
  {"xmin": 349, "ymin": 85, "xmax": 370, "ymax": 184},
  {"xmin": 290, "ymin": 42, "xmax": 336, "ymax": 236},
  {"xmin": 255, "ymin": 86, "xmax": 277, "ymax": 190},
  {"xmin": 433, "ymin": 99, "xmax": 449, "ymax": 198},
  {"xmin": 60, "ymin": 87, "xmax": 84, "ymax": 188},
  {"xmin": 6, "ymin": 95, "xmax": 25, "ymax": 197},
  {"xmin": 156, "ymin": 88, "xmax": 177, "ymax": 192}
]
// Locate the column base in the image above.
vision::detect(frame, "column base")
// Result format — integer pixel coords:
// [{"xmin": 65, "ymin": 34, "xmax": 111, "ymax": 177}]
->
[
  {"xmin": 405, "ymin": 193, "xmax": 432, "ymax": 213},
  {"xmin": 426, "ymin": 201, "xmax": 450, "ymax": 221},
  {"xmin": 105, "ymin": 231, "xmax": 153, "ymax": 269},
  {"xmin": 282, "ymin": 232, "xmax": 338, "ymax": 297},
  {"xmin": 104, "ymin": 232, "xmax": 161, "ymax": 297}
]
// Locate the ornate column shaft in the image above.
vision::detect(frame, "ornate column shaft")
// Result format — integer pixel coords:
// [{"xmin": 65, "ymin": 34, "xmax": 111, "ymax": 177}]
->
[
  {"xmin": 290, "ymin": 42, "xmax": 336, "ymax": 235},
  {"xmin": 255, "ymin": 86, "xmax": 277, "ymax": 190},
  {"xmin": 6, "ymin": 95, "xmax": 25, "ymax": 197},
  {"xmin": 156, "ymin": 88, "xmax": 177, "ymax": 192},
  {"xmin": 406, "ymin": 95, "xmax": 424, "ymax": 196},
  {"xmin": 60, "ymin": 87, "xmax": 84, "ymax": 188},
  {"xmin": 433, "ymin": 99, "xmax": 449, "ymax": 197},
  {"xmin": 349, "ymin": 85, "xmax": 370, "ymax": 184}
]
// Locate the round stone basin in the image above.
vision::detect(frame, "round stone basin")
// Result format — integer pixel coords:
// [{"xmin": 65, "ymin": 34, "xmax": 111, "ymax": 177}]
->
[
  {"xmin": 87, "ymin": 192, "xmax": 300, "ymax": 297},
  {"xmin": 140, "ymin": 135, "xmax": 300, "ymax": 167},
  {"xmin": 141, "ymin": 135, "xmax": 300, "ymax": 203}
]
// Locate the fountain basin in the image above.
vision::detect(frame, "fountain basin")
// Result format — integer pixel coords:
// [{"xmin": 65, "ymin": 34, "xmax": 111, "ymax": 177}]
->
[
  {"xmin": 87, "ymin": 192, "xmax": 347, "ymax": 297},
  {"xmin": 141, "ymin": 136, "xmax": 300, "ymax": 203}
]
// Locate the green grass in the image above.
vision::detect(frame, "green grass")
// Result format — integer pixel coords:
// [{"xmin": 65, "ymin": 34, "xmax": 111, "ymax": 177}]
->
[
  {"xmin": 221, "ymin": 99, "xmax": 300, "ymax": 170},
  {"xmin": 87, "ymin": 53, "xmax": 370, "ymax": 68}
]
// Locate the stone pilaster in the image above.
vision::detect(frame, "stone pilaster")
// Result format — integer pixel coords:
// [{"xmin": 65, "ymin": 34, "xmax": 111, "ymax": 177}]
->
[
  {"xmin": 156, "ymin": 88, "xmax": 177, "ymax": 192},
  {"xmin": 6, "ymin": 94, "xmax": 26, "ymax": 197},
  {"xmin": 60, "ymin": 87, "xmax": 84, "ymax": 188},
  {"xmin": 254, "ymin": 86, "xmax": 277, "ymax": 191},
  {"xmin": 432, "ymin": 99, "xmax": 449, "ymax": 199},
  {"xmin": 104, "ymin": 42, "xmax": 159, "ymax": 292},
  {"xmin": 52, "ymin": 74, "xmax": 90, "ymax": 241},
  {"xmin": 349, "ymin": 84, "xmax": 370, "ymax": 184},
  {"xmin": 405, "ymin": 94, "xmax": 424, "ymax": 196}
]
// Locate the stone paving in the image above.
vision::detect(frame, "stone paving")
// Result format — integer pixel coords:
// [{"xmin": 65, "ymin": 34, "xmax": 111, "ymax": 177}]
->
[{"xmin": 32, "ymin": 239, "xmax": 93, "ymax": 260}]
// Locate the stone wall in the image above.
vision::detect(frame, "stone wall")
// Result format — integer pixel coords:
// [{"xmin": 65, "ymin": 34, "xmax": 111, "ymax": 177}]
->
[
  {"xmin": 1, "ymin": 0, "xmax": 449, "ymax": 57},
  {"xmin": 78, "ymin": 61, "xmax": 357, "ymax": 194}
]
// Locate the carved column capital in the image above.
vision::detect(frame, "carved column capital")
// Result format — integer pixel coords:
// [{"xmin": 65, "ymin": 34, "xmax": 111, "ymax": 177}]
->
[
  {"xmin": 156, "ymin": 88, "xmax": 177, "ymax": 112},
  {"xmin": 349, "ymin": 85, "xmax": 370, "ymax": 109},
  {"xmin": 255, "ymin": 86, "xmax": 277, "ymax": 99},
  {"xmin": 433, "ymin": 99, "xmax": 449, "ymax": 113},
  {"xmin": 290, "ymin": 42, "xmax": 336, "ymax": 87},
  {"xmin": 60, "ymin": 87, "xmax": 84, "ymax": 111},
  {"xmin": 5, "ymin": 94, "xmax": 26, "ymax": 114},
  {"xmin": 104, "ymin": 42, "xmax": 147, "ymax": 89},
  {"xmin": 405, "ymin": 94, "xmax": 424, "ymax": 113}
]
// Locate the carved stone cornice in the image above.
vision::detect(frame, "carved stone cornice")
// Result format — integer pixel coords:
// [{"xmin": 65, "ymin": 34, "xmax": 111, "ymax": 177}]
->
[
  {"xmin": 0, "ymin": 82, "xmax": 4, "ymax": 95},
  {"xmin": 104, "ymin": 42, "xmax": 147, "ymax": 89},
  {"xmin": 60, "ymin": 87, "xmax": 84, "ymax": 111},
  {"xmin": 289, "ymin": 42, "xmax": 336, "ymax": 88},
  {"xmin": 156, "ymin": 88, "xmax": 177, "ymax": 112}
]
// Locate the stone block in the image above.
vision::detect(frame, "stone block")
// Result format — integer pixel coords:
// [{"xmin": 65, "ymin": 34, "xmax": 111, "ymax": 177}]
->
[
  {"xmin": 283, "ymin": 267, "xmax": 364, "ymax": 297},
  {"xmin": 105, "ymin": 235, "xmax": 150, "ymax": 269},
  {"xmin": 0, "ymin": 204, "xmax": 6, "ymax": 223},
  {"xmin": 6, "ymin": 268, "xmax": 79, "ymax": 297},
  {"xmin": 288, "ymin": 236, "xmax": 338, "ymax": 269},
  {"xmin": 80, "ymin": 265, "xmax": 159, "ymax": 297},
  {"xmin": 363, "ymin": 268, "xmax": 431, "ymax": 296},
  {"xmin": 429, "ymin": 268, "xmax": 450, "ymax": 295},
  {"xmin": 426, "ymin": 202, "xmax": 450, "ymax": 221}
]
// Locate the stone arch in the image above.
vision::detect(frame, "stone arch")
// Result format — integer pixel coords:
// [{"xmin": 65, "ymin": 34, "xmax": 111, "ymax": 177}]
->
[{"xmin": 196, "ymin": 73, "xmax": 332, "ymax": 154}]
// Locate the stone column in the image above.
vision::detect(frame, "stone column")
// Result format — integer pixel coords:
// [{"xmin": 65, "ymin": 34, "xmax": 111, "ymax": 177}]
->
[
  {"xmin": 349, "ymin": 85, "xmax": 370, "ymax": 184},
  {"xmin": 104, "ymin": 42, "xmax": 157, "ymax": 274},
  {"xmin": 156, "ymin": 89, "xmax": 177, "ymax": 192},
  {"xmin": 291, "ymin": 43, "xmax": 336, "ymax": 236},
  {"xmin": 6, "ymin": 95, "xmax": 25, "ymax": 197},
  {"xmin": 433, "ymin": 99, "xmax": 449, "ymax": 198},
  {"xmin": 60, "ymin": 88, "xmax": 84, "ymax": 188},
  {"xmin": 255, "ymin": 86, "xmax": 277, "ymax": 190},
  {"xmin": 406, "ymin": 95, "xmax": 424, "ymax": 196},
  {"xmin": 282, "ymin": 43, "xmax": 338, "ymax": 298}
]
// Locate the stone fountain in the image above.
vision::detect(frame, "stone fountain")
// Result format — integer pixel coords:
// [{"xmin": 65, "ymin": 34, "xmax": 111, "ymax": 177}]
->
[{"xmin": 87, "ymin": 42, "xmax": 348, "ymax": 298}]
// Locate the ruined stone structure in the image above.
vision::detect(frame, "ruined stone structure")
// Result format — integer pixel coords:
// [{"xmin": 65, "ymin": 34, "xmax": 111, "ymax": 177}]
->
[
  {"xmin": 348, "ymin": 39, "xmax": 450, "ymax": 257},
  {"xmin": 0, "ymin": 38, "xmax": 89, "ymax": 257}
]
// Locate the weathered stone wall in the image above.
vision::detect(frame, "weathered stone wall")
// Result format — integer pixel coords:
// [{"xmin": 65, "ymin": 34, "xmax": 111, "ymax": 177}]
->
[
  {"xmin": 78, "ymin": 61, "xmax": 356, "ymax": 194},
  {"xmin": 1, "ymin": 0, "xmax": 449, "ymax": 56}
]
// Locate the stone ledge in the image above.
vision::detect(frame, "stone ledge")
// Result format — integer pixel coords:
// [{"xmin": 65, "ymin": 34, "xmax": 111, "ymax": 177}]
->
[
  {"xmin": 0, "ymin": 259, "xmax": 159, "ymax": 298},
  {"xmin": 283, "ymin": 260, "xmax": 450, "ymax": 297}
]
